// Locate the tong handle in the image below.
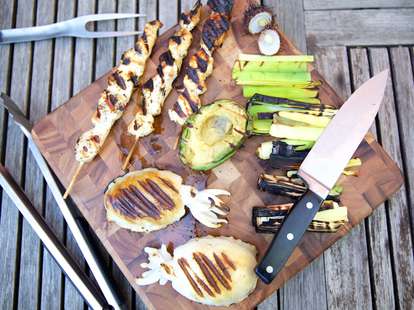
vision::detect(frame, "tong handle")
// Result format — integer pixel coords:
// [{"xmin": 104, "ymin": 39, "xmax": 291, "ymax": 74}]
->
[{"xmin": 0, "ymin": 22, "xmax": 67, "ymax": 44}]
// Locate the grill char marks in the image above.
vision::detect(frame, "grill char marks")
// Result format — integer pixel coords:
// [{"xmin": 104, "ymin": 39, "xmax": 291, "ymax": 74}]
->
[
  {"xmin": 201, "ymin": 13, "xmax": 230, "ymax": 51},
  {"xmin": 207, "ymin": 0, "xmax": 234, "ymax": 15},
  {"xmin": 195, "ymin": 51, "xmax": 209, "ymax": 73},
  {"xmin": 182, "ymin": 88, "xmax": 199, "ymax": 113},
  {"xmin": 110, "ymin": 186, "xmax": 161, "ymax": 219},
  {"xmin": 177, "ymin": 251, "xmax": 235, "ymax": 298},
  {"xmin": 170, "ymin": 35, "xmax": 182, "ymax": 45},
  {"xmin": 109, "ymin": 174, "xmax": 179, "ymax": 219},
  {"xmin": 213, "ymin": 253, "xmax": 231, "ymax": 280},
  {"xmin": 143, "ymin": 179, "xmax": 175, "ymax": 209},
  {"xmin": 113, "ymin": 71, "xmax": 127, "ymax": 90},
  {"xmin": 221, "ymin": 252, "xmax": 236, "ymax": 270},
  {"xmin": 196, "ymin": 252, "xmax": 232, "ymax": 290},
  {"xmin": 143, "ymin": 78, "xmax": 154, "ymax": 92},
  {"xmin": 178, "ymin": 258, "xmax": 204, "ymax": 298},
  {"xmin": 181, "ymin": 0, "xmax": 202, "ymax": 26},
  {"xmin": 157, "ymin": 176, "xmax": 179, "ymax": 193}
]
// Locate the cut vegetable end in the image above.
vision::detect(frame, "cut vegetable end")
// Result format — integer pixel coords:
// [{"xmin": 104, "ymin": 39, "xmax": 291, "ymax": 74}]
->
[
  {"xmin": 277, "ymin": 111, "xmax": 332, "ymax": 128},
  {"xmin": 258, "ymin": 29, "xmax": 281, "ymax": 56},
  {"xmin": 269, "ymin": 123, "xmax": 323, "ymax": 141},
  {"xmin": 235, "ymin": 71, "xmax": 312, "ymax": 83},
  {"xmin": 232, "ymin": 61, "xmax": 310, "ymax": 76},
  {"xmin": 243, "ymin": 86, "xmax": 319, "ymax": 102},
  {"xmin": 236, "ymin": 80, "xmax": 321, "ymax": 89}
]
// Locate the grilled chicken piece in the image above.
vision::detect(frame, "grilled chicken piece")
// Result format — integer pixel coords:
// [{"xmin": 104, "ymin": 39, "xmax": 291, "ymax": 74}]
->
[
  {"xmin": 104, "ymin": 168, "xmax": 230, "ymax": 232},
  {"xmin": 127, "ymin": 1, "xmax": 202, "ymax": 138},
  {"xmin": 75, "ymin": 20, "xmax": 162, "ymax": 163},
  {"xmin": 169, "ymin": 1, "xmax": 234, "ymax": 125},
  {"xmin": 136, "ymin": 236, "xmax": 258, "ymax": 307}
]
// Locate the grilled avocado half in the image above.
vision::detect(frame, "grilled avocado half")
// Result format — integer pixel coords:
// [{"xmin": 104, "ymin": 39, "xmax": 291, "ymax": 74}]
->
[{"xmin": 179, "ymin": 99, "xmax": 247, "ymax": 170}]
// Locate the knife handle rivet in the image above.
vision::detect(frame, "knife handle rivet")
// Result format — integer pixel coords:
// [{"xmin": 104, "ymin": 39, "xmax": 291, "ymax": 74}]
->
[
  {"xmin": 266, "ymin": 266, "xmax": 274, "ymax": 273},
  {"xmin": 306, "ymin": 202, "xmax": 313, "ymax": 209},
  {"xmin": 287, "ymin": 233, "xmax": 294, "ymax": 240}
]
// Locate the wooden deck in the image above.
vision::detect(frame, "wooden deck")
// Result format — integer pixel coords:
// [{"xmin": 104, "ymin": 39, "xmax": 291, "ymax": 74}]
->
[{"xmin": 0, "ymin": 0, "xmax": 413, "ymax": 309}]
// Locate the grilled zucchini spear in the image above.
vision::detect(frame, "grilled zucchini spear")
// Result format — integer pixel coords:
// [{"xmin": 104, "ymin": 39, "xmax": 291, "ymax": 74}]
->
[{"xmin": 252, "ymin": 201, "xmax": 348, "ymax": 233}]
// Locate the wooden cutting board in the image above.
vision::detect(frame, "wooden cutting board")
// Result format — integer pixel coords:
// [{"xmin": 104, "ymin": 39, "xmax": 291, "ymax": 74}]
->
[{"xmin": 32, "ymin": 1, "xmax": 403, "ymax": 309}]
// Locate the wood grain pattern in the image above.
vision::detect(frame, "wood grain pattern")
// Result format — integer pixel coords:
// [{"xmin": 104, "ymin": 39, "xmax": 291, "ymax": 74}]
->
[
  {"xmin": 0, "ymin": 0, "xmax": 35, "ymax": 308},
  {"xmin": 390, "ymin": 47, "xmax": 414, "ymax": 251},
  {"xmin": 304, "ymin": 0, "xmax": 414, "ymax": 10},
  {"xmin": 17, "ymin": 0, "xmax": 56, "ymax": 309},
  {"xmin": 31, "ymin": 2, "xmax": 403, "ymax": 309},
  {"xmin": 313, "ymin": 46, "xmax": 372, "ymax": 310},
  {"xmin": 350, "ymin": 47, "xmax": 395, "ymax": 309},
  {"xmin": 305, "ymin": 9, "xmax": 414, "ymax": 47},
  {"xmin": 40, "ymin": 1, "xmax": 76, "ymax": 308},
  {"xmin": 384, "ymin": 47, "xmax": 414, "ymax": 309},
  {"xmin": 63, "ymin": 1, "xmax": 95, "ymax": 309}
]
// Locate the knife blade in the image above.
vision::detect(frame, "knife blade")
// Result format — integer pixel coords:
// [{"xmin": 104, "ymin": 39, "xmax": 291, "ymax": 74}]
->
[
  {"xmin": 255, "ymin": 70, "xmax": 389, "ymax": 284},
  {"xmin": 0, "ymin": 93, "xmax": 122, "ymax": 309}
]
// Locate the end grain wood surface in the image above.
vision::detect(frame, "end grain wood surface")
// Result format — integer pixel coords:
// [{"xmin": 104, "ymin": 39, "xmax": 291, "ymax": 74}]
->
[{"xmin": 0, "ymin": 0, "xmax": 413, "ymax": 309}]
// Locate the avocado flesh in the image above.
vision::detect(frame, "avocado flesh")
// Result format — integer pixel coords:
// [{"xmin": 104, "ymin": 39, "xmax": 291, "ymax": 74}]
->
[{"xmin": 180, "ymin": 99, "xmax": 247, "ymax": 170}]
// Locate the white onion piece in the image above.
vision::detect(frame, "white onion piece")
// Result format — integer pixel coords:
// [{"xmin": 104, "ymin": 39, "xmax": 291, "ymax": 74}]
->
[
  {"xmin": 258, "ymin": 29, "xmax": 281, "ymax": 56},
  {"xmin": 248, "ymin": 12, "xmax": 273, "ymax": 34}
]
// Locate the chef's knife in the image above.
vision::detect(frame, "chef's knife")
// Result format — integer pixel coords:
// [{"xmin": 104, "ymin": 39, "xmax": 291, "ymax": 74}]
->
[{"xmin": 255, "ymin": 70, "xmax": 389, "ymax": 284}]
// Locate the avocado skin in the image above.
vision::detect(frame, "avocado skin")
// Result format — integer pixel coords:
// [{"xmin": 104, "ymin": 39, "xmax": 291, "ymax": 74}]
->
[{"xmin": 179, "ymin": 99, "xmax": 247, "ymax": 171}]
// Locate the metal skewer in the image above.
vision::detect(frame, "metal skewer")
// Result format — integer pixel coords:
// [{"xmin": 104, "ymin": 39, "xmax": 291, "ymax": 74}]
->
[
  {"xmin": 0, "ymin": 164, "xmax": 108, "ymax": 309},
  {"xmin": 0, "ymin": 93, "xmax": 122, "ymax": 309}
]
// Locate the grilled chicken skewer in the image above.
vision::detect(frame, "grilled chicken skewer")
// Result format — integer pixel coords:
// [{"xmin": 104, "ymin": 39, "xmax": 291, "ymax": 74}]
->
[
  {"xmin": 63, "ymin": 21, "xmax": 162, "ymax": 199},
  {"xmin": 169, "ymin": 0, "xmax": 234, "ymax": 125},
  {"xmin": 122, "ymin": 1, "xmax": 202, "ymax": 170}
]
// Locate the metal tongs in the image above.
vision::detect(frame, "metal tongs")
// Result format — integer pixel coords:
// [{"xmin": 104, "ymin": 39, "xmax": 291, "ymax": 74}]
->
[
  {"xmin": 0, "ymin": 13, "xmax": 145, "ymax": 44},
  {"xmin": 0, "ymin": 94, "xmax": 121, "ymax": 309}
]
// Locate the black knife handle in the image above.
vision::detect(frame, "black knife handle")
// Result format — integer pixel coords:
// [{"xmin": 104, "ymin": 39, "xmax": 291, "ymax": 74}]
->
[{"xmin": 255, "ymin": 190, "xmax": 324, "ymax": 284}]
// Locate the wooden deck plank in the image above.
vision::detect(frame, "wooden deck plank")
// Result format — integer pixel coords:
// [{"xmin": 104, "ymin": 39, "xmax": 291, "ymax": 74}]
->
[
  {"xmin": 390, "ymin": 47, "xmax": 414, "ymax": 249},
  {"xmin": 17, "ymin": 0, "xmax": 56, "ymax": 309},
  {"xmin": 109, "ymin": 0, "xmax": 139, "ymax": 308},
  {"xmin": 0, "ymin": 0, "xmax": 15, "ymax": 161},
  {"xmin": 40, "ymin": 0, "xmax": 76, "ymax": 308},
  {"xmin": 0, "ymin": 0, "xmax": 35, "ymax": 309},
  {"xmin": 259, "ymin": 2, "xmax": 327, "ymax": 309},
  {"xmin": 350, "ymin": 47, "xmax": 395, "ymax": 309},
  {"xmin": 180, "ymin": 0, "xmax": 196, "ymax": 11},
  {"xmin": 264, "ymin": 0, "xmax": 307, "ymax": 53},
  {"xmin": 313, "ymin": 46, "xmax": 373, "ymax": 310},
  {"xmin": 159, "ymin": 0, "xmax": 178, "ymax": 34},
  {"xmin": 383, "ymin": 47, "xmax": 414, "ymax": 309},
  {"xmin": 304, "ymin": 0, "xmax": 414, "ymax": 10},
  {"xmin": 305, "ymin": 9, "xmax": 414, "ymax": 47},
  {"xmin": 62, "ymin": 1, "xmax": 96, "ymax": 309},
  {"xmin": 95, "ymin": 0, "xmax": 116, "ymax": 78}
]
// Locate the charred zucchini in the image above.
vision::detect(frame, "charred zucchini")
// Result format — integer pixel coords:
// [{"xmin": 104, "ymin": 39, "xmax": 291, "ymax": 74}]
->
[
  {"xmin": 252, "ymin": 201, "xmax": 348, "ymax": 233},
  {"xmin": 179, "ymin": 99, "xmax": 247, "ymax": 170},
  {"xmin": 246, "ymin": 94, "xmax": 337, "ymax": 135},
  {"xmin": 256, "ymin": 141, "xmax": 310, "ymax": 168}
]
